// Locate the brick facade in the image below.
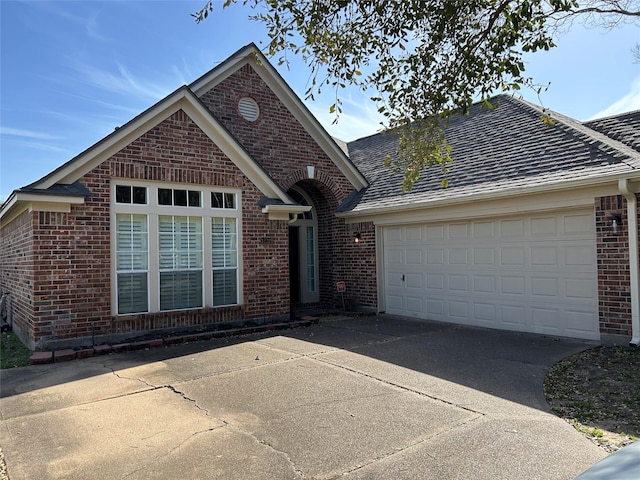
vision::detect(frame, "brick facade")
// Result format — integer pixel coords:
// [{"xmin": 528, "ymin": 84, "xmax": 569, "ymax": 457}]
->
[
  {"xmin": 0, "ymin": 64, "xmax": 378, "ymax": 349},
  {"xmin": 595, "ymin": 194, "xmax": 637, "ymax": 336},
  {"xmin": 200, "ymin": 64, "xmax": 377, "ymax": 310},
  {"xmin": 0, "ymin": 210, "xmax": 36, "ymax": 346}
]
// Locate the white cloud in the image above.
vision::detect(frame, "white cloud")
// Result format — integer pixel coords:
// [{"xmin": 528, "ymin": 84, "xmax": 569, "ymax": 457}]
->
[
  {"xmin": 68, "ymin": 59, "xmax": 182, "ymax": 103},
  {"xmin": 0, "ymin": 127, "xmax": 62, "ymax": 141},
  {"xmin": 590, "ymin": 74, "xmax": 640, "ymax": 119}
]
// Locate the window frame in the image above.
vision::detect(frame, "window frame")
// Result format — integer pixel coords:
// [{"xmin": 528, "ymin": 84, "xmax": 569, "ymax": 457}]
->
[{"xmin": 111, "ymin": 180, "xmax": 242, "ymax": 315}]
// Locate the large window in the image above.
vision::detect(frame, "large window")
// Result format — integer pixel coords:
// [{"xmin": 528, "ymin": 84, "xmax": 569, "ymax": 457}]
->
[{"xmin": 113, "ymin": 182, "xmax": 240, "ymax": 315}]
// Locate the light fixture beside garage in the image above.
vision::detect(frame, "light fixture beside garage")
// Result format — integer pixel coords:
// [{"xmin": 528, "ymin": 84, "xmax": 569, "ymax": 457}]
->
[
  {"xmin": 353, "ymin": 232, "xmax": 362, "ymax": 243},
  {"xmin": 609, "ymin": 213, "xmax": 622, "ymax": 235}
]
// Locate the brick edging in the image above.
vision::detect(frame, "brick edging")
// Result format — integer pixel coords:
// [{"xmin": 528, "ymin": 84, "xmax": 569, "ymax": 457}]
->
[{"xmin": 29, "ymin": 318, "xmax": 319, "ymax": 365}]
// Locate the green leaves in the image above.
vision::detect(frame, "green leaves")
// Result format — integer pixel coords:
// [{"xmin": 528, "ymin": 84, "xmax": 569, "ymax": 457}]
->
[{"xmin": 193, "ymin": 0, "xmax": 639, "ymax": 190}]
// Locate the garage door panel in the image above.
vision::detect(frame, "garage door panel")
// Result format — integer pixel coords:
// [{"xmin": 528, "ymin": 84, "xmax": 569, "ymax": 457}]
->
[
  {"xmin": 472, "ymin": 221, "xmax": 494, "ymax": 238},
  {"xmin": 500, "ymin": 219, "xmax": 525, "ymax": 237},
  {"xmin": 565, "ymin": 246, "xmax": 595, "ymax": 266},
  {"xmin": 500, "ymin": 305, "xmax": 526, "ymax": 327},
  {"xmin": 565, "ymin": 310, "xmax": 599, "ymax": 336},
  {"xmin": 473, "ymin": 275, "xmax": 496, "ymax": 293},
  {"xmin": 406, "ymin": 296, "xmax": 424, "ymax": 314},
  {"xmin": 426, "ymin": 225, "xmax": 445, "ymax": 240},
  {"xmin": 501, "ymin": 247, "xmax": 525, "ymax": 265},
  {"xmin": 531, "ymin": 277, "xmax": 558, "ymax": 297},
  {"xmin": 449, "ymin": 274, "xmax": 469, "ymax": 292},
  {"xmin": 427, "ymin": 248, "xmax": 445, "ymax": 264},
  {"xmin": 405, "ymin": 273, "xmax": 423, "ymax": 289},
  {"xmin": 383, "ymin": 210, "xmax": 598, "ymax": 340},
  {"xmin": 474, "ymin": 248, "xmax": 495, "ymax": 265},
  {"xmin": 531, "ymin": 246, "xmax": 558, "ymax": 265},
  {"xmin": 531, "ymin": 216, "xmax": 557, "ymax": 236},
  {"xmin": 449, "ymin": 301, "xmax": 469, "ymax": 320},
  {"xmin": 426, "ymin": 299, "xmax": 444, "ymax": 316},
  {"xmin": 473, "ymin": 303, "xmax": 497, "ymax": 322},
  {"xmin": 501, "ymin": 276, "xmax": 526, "ymax": 295},
  {"xmin": 566, "ymin": 278, "xmax": 596, "ymax": 299},
  {"xmin": 449, "ymin": 248, "xmax": 469, "ymax": 264},
  {"xmin": 563, "ymin": 213, "xmax": 593, "ymax": 234},
  {"xmin": 386, "ymin": 294, "xmax": 404, "ymax": 311}
]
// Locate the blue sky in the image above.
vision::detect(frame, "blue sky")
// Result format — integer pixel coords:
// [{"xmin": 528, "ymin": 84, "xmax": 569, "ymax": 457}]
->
[{"xmin": 1, "ymin": 1, "xmax": 639, "ymax": 201}]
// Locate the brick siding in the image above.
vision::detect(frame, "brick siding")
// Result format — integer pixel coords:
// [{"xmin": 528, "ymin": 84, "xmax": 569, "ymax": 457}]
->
[
  {"xmin": 0, "ymin": 210, "xmax": 36, "ymax": 347},
  {"xmin": 595, "ymin": 194, "xmax": 636, "ymax": 336}
]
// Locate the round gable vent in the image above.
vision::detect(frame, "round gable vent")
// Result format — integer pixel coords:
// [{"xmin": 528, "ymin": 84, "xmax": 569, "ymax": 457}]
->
[{"xmin": 238, "ymin": 97, "xmax": 260, "ymax": 122}]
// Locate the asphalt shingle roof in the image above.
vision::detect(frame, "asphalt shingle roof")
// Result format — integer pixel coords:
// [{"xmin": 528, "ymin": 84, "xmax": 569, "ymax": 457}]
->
[
  {"xmin": 584, "ymin": 110, "xmax": 640, "ymax": 153},
  {"xmin": 344, "ymin": 95, "xmax": 640, "ymax": 213}
]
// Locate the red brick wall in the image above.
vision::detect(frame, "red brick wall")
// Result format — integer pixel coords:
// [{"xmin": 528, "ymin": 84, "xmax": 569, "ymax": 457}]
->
[
  {"xmin": 3, "ymin": 109, "xmax": 292, "ymax": 348},
  {"xmin": 0, "ymin": 209, "xmax": 36, "ymax": 348},
  {"xmin": 596, "ymin": 194, "xmax": 635, "ymax": 336},
  {"xmin": 2, "ymin": 62, "xmax": 381, "ymax": 348},
  {"xmin": 108, "ymin": 109, "xmax": 291, "ymax": 327},
  {"xmin": 199, "ymin": 64, "xmax": 377, "ymax": 310},
  {"xmin": 199, "ymin": 64, "xmax": 356, "ymax": 203},
  {"xmin": 338, "ymin": 221, "xmax": 377, "ymax": 309}
]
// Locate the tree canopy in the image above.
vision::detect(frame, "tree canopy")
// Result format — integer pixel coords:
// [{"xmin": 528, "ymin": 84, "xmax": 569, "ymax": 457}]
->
[{"xmin": 194, "ymin": 1, "xmax": 640, "ymax": 191}]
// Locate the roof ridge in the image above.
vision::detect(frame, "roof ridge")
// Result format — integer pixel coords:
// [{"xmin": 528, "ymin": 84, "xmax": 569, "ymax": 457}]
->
[{"xmin": 584, "ymin": 109, "xmax": 640, "ymax": 124}]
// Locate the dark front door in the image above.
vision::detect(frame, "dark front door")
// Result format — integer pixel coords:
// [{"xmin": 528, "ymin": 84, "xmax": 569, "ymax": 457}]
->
[{"xmin": 289, "ymin": 226, "xmax": 301, "ymax": 304}]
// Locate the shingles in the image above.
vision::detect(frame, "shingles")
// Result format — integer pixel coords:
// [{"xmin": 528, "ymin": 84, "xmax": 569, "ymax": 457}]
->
[
  {"xmin": 584, "ymin": 111, "xmax": 640, "ymax": 153},
  {"xmin": 345, "ymin": 95, "xmax": 640, "ymax": 212},
  {"xmin": 17, "ymin": 181, "xmax": 91, "ymax": 198}
]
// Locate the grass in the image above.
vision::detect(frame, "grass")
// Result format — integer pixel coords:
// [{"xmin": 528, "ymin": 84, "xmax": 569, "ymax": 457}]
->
[{"xmin": 0, "ymin": 331, "xmax": 31, "ymax": 369}]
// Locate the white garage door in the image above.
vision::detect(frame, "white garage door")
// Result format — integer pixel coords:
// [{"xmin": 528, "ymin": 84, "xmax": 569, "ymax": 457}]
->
[{"xmin": 383, "ymin": 210, "xmax": 599, "ymax": 340}]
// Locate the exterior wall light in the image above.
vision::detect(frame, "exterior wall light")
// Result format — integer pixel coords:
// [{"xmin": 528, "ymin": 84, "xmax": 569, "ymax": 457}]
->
[
  {"xmin": 353, "ymin": 232, "xmax": 362, "ymax": 243},
  {"xmin": 609, "ymin": 214, "xmax": 622, "ymax": 235}
]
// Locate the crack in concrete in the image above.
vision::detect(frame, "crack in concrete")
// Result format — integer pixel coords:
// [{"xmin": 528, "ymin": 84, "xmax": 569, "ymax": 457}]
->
[
  {"xmin": 310, "ymin": 355, "xmax": 486, "ymax": 417},
  {"xmin": 332, "ymin": 414, "xmax": 485, "ymax": 479},
  {"xmin": 119, "ymin": 425, "xmax": 224, "ymax": 479},
  {"xmin": 220, "ymin": 422, "xmax": 305, "ymax": 479},
  {"xmin": 163, "ymin": 384, "xmax": 211, "ymax": 416}
]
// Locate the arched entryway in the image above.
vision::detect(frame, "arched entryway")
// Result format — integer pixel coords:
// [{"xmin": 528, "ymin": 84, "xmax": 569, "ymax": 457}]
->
[{"xmin": 288, "ymin": 186, "xmax": 319, "ymax": 304}]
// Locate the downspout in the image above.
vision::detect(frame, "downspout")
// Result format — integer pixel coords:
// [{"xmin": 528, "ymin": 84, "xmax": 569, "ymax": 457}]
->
[{"xmin": 618, "ymin": 179, "xmax": 640, "ymax": 346}]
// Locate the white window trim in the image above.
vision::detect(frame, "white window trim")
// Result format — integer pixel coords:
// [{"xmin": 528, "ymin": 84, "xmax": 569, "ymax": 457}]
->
[{"xmin": 111, "ymin": 179, "xmax": 243, "ymax": 315}]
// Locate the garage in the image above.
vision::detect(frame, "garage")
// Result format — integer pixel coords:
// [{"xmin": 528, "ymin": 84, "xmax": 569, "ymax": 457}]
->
[{"xmin": 383, "ymin": 209, "xmax": 600, "ymax": 340}]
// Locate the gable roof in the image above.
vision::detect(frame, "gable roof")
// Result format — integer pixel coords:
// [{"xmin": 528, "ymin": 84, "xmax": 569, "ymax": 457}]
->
[
  {"xmin": 0, "ymin": 83, "xmax": 301, "ymax": 224},
  {"xmin": 190, "ymin": 43, "xmax": 368, "ymax": 191},
  {"xmin": 584, "ymin": 110, "xmax": 640, "ymax": 153},
  {"xmin": 341, "ymin": 95, "xmax": 640, "ymax": 216}
]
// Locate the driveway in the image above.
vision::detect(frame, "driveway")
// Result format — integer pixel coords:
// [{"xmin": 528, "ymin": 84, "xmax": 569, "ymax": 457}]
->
[{"xmin": 0, "ymin": 315, "xmax": 606, "ymax": 479}]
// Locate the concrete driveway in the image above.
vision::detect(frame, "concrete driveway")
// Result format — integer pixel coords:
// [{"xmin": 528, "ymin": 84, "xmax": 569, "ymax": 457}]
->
[{"xmin": 0, "ymin": 315, "xmax": 606, "ymax": 479}]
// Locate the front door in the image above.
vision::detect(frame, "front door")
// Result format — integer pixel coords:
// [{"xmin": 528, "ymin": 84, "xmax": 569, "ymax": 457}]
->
[{"xmin": 288, "ymin": 188, "xmax": 319, "ymax": 304}]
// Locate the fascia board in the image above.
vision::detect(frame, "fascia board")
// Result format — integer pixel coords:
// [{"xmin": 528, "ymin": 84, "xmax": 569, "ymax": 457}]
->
[
  {"xmin": 190, "ymin": 44, "xmax": 255, "ymax": 95},
  {"xmin": 262, "ymin": 204, "xmax": 312, "ymax": 221},
  {"xmin": 29, "ymin": 88, "xmax": 291, "ymax": 204},
  {"xmin": 191, "ymin": 45, "xmax": 369, "ymax": 191},
  {"xmin": 338, "ymin": 173, "xmax": 640, "ymax": 223},
  {"xmin": 37, "ymin": 88, "xmax": 192, "ymax": 189},
  {"xmin": 0, "ymin": 193, "xmax": 85, "ymax": 227},
  {"xmin": 179, "ymin": 93, "xmax": 291, "ymax": 202},
  {"xmin": 249, "ymin": 53, "xmax": 369, "ymax": 191}
]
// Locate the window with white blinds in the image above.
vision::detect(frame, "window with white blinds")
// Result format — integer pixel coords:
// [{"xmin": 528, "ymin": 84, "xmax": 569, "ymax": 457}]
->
[
  {"xmin": 212, "ymin": 217, "xmax": 237, "ymax": 305},
  {"xmin": 112, "ymin": 182, "xmax": 241, "ymax": 315},
  {"xmin": 116, "ymin": 214, "xmax": 149, "ymax": 314},
  {"xmin": 159, "ymin": 216, "xmax": 203, "ymax": 310}
]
